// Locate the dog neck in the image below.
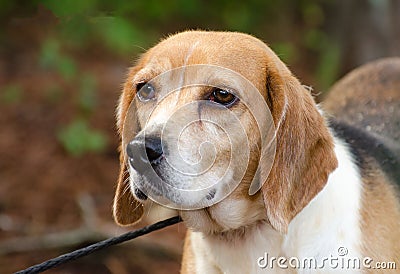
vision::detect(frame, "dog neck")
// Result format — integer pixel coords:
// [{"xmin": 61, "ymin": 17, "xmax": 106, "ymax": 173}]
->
[{"xmin": 190, "ymin": 136, "xmax": 363, "ymax": 273}]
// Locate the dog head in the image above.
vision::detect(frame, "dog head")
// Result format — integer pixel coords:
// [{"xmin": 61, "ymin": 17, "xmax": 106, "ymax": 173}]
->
[{"xmin": 113, "ymin": 31, "xmax": 337, "ymax": 234}]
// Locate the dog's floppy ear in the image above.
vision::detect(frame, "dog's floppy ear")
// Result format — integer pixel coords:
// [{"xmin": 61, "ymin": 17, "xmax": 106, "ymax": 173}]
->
[
  {"xmin": 113, "ymin": 67, "xmax": 144, "ymax": 226},
  {"xmin": 261, "ymin": 64, "xmax": 338, "ymax": 233},
  {"xmin": 113, "ymin": 153, "xmax": 144, "ymax": 226}
]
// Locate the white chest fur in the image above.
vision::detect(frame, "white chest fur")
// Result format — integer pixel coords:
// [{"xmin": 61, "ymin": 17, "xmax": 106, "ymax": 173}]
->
[{"xmin": 189, "ymin": 138, "xmax": 363, "ymax": 273}]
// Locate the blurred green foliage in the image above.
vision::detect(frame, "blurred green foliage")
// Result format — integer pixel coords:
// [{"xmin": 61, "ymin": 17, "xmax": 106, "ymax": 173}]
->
[
  {"xmin": 39, "ymin": 38, "xmax": 77, "ymax": 80},
  {"xmin": 44, "ymin": 85, "xmax": 64, "ymax": 104},
  {"xmin": 1, "ymin": 0, "xmax": 341, "ymax": 155},
  {"xmin": 36, "ymin": 0, "xmax": 338, "ymax": 65},
  {"xmin": 2, "ymin": 0, "xmax": 339, "ymax": 86},
  {"xmin": 78, "ymin": 73, "xmax": 98, "ymax": 114},
  {"xmin": 57, "ymin": 119, "xmax": 108, "ymax": 157},
  {"xmin": 0, "ymin": 84, "xmax": 23, "ymax": 104},
  {"xmin": 36, "ymin": 36, "xmax": 105, "ymax": 156}
]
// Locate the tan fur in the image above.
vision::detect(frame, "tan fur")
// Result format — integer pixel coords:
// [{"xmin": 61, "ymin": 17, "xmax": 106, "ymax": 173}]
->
[
  {"xmin": 113, "ymin": 31, "xmax": 337, "ymax": 232},
  {"xmin": 113, "ymin": 67, "xmax": 144, "ymax": 226},
  {"xmin": 113, "ymin": 31, "xmax": 400, "ymax": 273},
  {"xmin": 260, "ymin": 69, "xmax": 337, "ymax": 232},
  {"xmin": 360, "ymin": 168, "xmax": 400, "ymax": 269},
  {"xmin": 113, "ymin": 156, "xmax": 144, "ymax": 226},
  {"xmin": 181, "ymin": 230, "xmax": 197, "ymax": 273}
]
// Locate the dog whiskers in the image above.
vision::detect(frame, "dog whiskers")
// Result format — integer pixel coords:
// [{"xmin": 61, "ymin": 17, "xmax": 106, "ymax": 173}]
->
[{"xmin": 145, "ymin": 201, "xmax": 153, "ymax": 219}]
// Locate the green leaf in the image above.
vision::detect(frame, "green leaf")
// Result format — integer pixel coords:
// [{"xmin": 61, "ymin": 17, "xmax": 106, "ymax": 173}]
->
[
  {"xmin": 39, "ymin": 39, "xmax": 60, "ymax": 69},
  {"xmin": 303, "ymin": 29, "xmax": 327, "ymax": 51},
  {"xmin": 222, "ymin": 4, "xmax": 252, "ymax": 31},
  {"xmin": 271, "ymin": 42, "xmax": 298, "ymax": 63},
  {"xmin": 40, "ymin": 0, "xmax": 99, "ymax": 17},
  {"xmin": 316, "ymin": 43, "xmax": 341, "ymax": 90},
  {"xmin": 58, "ymin": 119, "xmax": 107, "ymax": 156},
  {"xmin": 57, "ymin": 56, "xmax": 77, "ymax": 80},
  {"xmin": 0, "ymin": 84, "xmax": 23, "ymax": 104},
  {"xmin": 92, "ymin": 16, "xmax": 147, "ymax": 55},
  {"xmin": 39, "ymin": 39, "xmax": 77, "ymax": 80},
  {"xmin": 78, "ymin": 73, "xmax": 97, "ymax": 113}
]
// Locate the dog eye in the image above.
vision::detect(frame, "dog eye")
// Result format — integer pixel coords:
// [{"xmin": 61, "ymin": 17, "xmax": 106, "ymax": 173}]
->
[
  {"xmin": 209, "ymin": 88, "xmax": 237, "ymax": 107},
  {"xmin": 136, "ymin": 82, "xmax": 156, "ymax": 101}
]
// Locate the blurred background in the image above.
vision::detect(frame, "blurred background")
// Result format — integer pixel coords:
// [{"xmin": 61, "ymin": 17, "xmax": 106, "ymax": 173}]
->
[{"xmin": 0, "ymin": 1, "xmax": 399, "ymax": 273}]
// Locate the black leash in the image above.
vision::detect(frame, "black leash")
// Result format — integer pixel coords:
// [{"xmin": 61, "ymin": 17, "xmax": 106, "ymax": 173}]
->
[{"xmin": 15, "ymin": 216, "xmax": 182, "ymax": 274}]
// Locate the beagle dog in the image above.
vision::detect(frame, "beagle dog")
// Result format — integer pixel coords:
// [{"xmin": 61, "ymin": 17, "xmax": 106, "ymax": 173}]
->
[{"xmin": 113, "ymin": 31, "xmax": 400, "ymax": 273}]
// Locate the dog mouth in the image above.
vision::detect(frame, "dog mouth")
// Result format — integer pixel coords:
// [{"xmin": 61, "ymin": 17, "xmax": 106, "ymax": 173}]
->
[
  {"xmin": 133, "ymin": 179, "xmax": 218, "ymax": 206},
  {"xmin": 132, "ymin": 177, "xmax": 222, "ymax": 234},
  {"xmin": 131, "ymin": 169, "xmax": 167, "ymax": 200},
  {"xmin": 133, "ymin": 186, "xmax": 148, "ymax": 200},
  {"xmin": 125, "ymin": 128, "xmax": 239, "ymax": 209},
  {"xmin": 127, "ymin": 143, "xmax": 222, "ymax": 208}
]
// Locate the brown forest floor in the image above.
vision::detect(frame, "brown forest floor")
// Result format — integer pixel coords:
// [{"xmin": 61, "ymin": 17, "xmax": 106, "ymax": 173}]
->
[{"xmin": 0, "ymin": 11, "xmax": 185, "ymax": 274}]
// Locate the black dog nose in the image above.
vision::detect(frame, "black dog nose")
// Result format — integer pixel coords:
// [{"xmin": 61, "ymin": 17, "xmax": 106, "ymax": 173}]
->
[
  {"xmin": 126, "ymin": 136, "xmax": 163, "ymax": 167},
  {"xmin": 144, "ymin": 137, "xmax": 163, "ymax": 163}
]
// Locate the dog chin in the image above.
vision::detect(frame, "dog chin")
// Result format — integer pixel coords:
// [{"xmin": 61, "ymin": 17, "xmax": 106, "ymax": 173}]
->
[
  {"xmin": 180, "ymin": 195, "xmax": 267, "ymax": 235},
  {"xmin": 129, "ymin": 167, "xmax": 171, "ymax": 202},
  {"xmin": 179, "ymin": 208, "xmax": 225, "ymax": 234}
]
